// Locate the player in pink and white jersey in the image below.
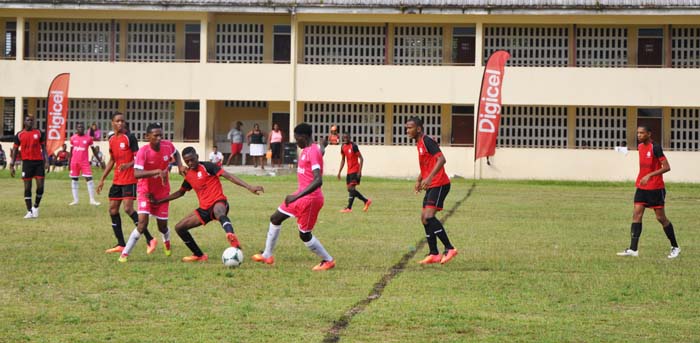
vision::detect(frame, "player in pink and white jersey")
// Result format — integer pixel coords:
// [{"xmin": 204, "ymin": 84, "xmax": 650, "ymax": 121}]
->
[
  {"xmin": 118, "ymin": 123, "xmax": 184, "ymax": 263},
  {"xmin": 69, "ymin": 123, "xmax": 103, "ymax": 206},
  {"xmin": 252, "ymin": 123, "xmax": 335, "ymax": 271}
]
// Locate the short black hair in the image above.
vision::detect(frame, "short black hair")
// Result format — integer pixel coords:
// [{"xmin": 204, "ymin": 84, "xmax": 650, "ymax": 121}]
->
[
  {"xmin": 146, "ymin": 122, "xmax": 162, "ymax": 134},
  {"xmin": 407, "ymin": 116, "xmax": 424, "ymax": 129},
  {"xmin": 182, "ymin": 146, "xmax": 197, "ymax": 156},
  {"xmin": 638, "ymin": 125, "xmax": 652, "ymax": 133},
  {"xmin": 111, "ymin": 111, "xmax": 124, "ymax": 120},
  {"xmin": 294, "ymin": 123, "xmax": 313, "ymax": 137}
]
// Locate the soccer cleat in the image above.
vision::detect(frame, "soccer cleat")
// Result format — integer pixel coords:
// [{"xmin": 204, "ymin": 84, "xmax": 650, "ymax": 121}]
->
[
  {"xmin": 418, "ymin": 254, "xmax": 443, "ymax": 264},
  {"xmin": 440, "ymin": 248, "xmax": 458, "ymax": 264},
  {"xmin": 164, "ymin": 240, "xmax": 172, "ymax": 257},
  {"xmin": 363, "ymin": 199, "xmax": 373, "ymax": 212},
  {"xmin": 23, "ymin": 211, "xmax": 34, "ymax": 219},
  {"xmin": 339, "ymin": 208, "xmax": 352, "ymax": 213},
  {"xmin": 68, "ymin": 201, "xmax": 79, "ymax": 206},
  {"xmin": 251, "ymin": 253, "xmax": 275, "ymax": 265},
  {"xmin": 312, "ymin": 259, "xmax": 336, "ymax": 271},
  {"xmin": 182, "ymin": 254, "xmax": 208, "ymax": 262},
  {"xmin": 118, "ymin": 254, "xmax": 128, "ymax": 263},
  {"xmin": 147, "ymin": 238, "xmax": 158, "ymax": 255},
  {"xmin": 105, "ymin": 245, "xmax": 125, "ymax": 254},
  {"xmin": 31, "ymin": 207, "xmax": 39, "ymax": 218},
  {"xmin": 226, "ymin": 232, "xmax": 241, "ymax": 248},
  {"xmin": 90, "ymin": 200, "xmax": 101, "ymax": 206},
  {"xmin": 616, "ymin": 249, "xmax": 639, "ymax": 257},
  {"xmin": 667, "ymin": 247, "xmax": 681, "ymax": 259}
]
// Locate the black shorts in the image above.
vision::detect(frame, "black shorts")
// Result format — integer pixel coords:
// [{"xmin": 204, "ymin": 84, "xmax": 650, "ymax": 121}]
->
[
  {"xmin": 346, "ymin": 173, "xmax": 361, "ymax": 186},
  {"xmin": 634, "ymin": 188, "xmax": 666, "ymax": 209},
  {"xmin": 54, "ymin": 160, "xmax": 68, "ymax": 167},
  {"xmin": 195, "ymin": 200, "xmax": 229, "ymax": 225},
  {"xmin": 21, "ymin": 160, "xmax": 45, "ymax": 180},
  {"xmin": 109, "ymin": 184, "xmax": 137, "ymax": 200},
  {"xmin": 270, "ymin": 142, "xmax": 282, "ymax": 159},
  {"xmin": 423, "ymin": 183, "xmax": 450, "ymax": 210}
]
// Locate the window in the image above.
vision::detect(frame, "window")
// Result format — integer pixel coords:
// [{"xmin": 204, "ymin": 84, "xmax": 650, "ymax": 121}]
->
[
  {"xmin": 273, "ymin": 25, "xmax": 291, "ymax": 63},
  {"xmin": 303, "ymin": 103, "xmax": 385, "ymax": 145},
  {"xmin": 215, "ymin": 23, "xmax": 264, "ymax": 63},
  {"xmin": 393, "ymin": 104, "xmax": 441, "ymax": 145},
  {"xmin": 575, "ymin": 107, "xmax": 627, "ymax": 148},
  {"xmin": 394, "ymin": 26, "xmax": 443, "ymax": 65},
  {"xmin": 37, "ymin": 21, "xmax": 118, "ymax": 61},
  {"xmin": 303, "ymin": 25, "xmax": 386, "ymax": 65},
  {"xmin": 672, "ymin": 26, "xmax": 700, "ymax": 68},
  {"xmin": 452, "ymin": 27, "xmax": 475, "ymax": 65},
  {"xmin": 671, "ymin": 108, "xmax": 700, "ymax": 151},
  {"xmin": 127, "ymin": 23, "xmax": 176, "ymax": 62},
  {"xmin": 576, "ymin": 27, "xmax": 628, "ymax": 67},
  {"xmin": 499, "ymin": 106, "xmax": 568, "ymax": 148},
  {"xmin": 484, "ymin": 26, "xmax": 569, "ymax": 67}
]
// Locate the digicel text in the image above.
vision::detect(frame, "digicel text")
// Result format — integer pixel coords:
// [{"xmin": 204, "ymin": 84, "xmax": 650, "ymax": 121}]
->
[
  {"xmin": 478, "ymin": 69, "xmax": 502, "ymax": 134},
  {"xmin": 47, "ymin": 90, "xmax": 66, "ymax": 140}
]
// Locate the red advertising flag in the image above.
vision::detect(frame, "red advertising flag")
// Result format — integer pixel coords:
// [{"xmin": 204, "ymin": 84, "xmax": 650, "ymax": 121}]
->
[
  {"xmin": 45, "ymin": 73, "xmax": 70, "ymax": 156},
  {"xmin": 475, "ymin": 51, "xmax": 510, "ymax": 160}
]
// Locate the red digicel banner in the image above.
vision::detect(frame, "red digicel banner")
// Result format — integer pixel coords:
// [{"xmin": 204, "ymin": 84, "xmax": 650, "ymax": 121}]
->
[
  {"xmin": 474, "ymin": 51, "xmax": 510, "ymax": 160},
  {"xmin": 45, "ymin": 73, "xmax": 70, "ymax": 156}
]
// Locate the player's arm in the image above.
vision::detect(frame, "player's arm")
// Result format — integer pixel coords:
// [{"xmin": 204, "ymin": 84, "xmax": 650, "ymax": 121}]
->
[
  {"xmin": 285, "ymin": 168, "xmax": 322, "ymax": 205},
  {"xmin": 151, "ymin": 187, "xmax": 187, "ymax": 204},
  {"xmin": 97, "ymin": 152, "xmax": 115, "ymax": 194},
  {"xmin": 356, "ymin": 144, "xmax": 363, "ymax": 177},
  {"xmin": 221, "ymin": 170, "xmax": 264, "ymax": 195},
  {"xmin": 90, "ymin": 146, "xmax": 103, "ymax": 164},
  {"xmin": 172, "ymin": 150, "xmax": 186, "ymax": 175},
  {"xmin": 337, "ymin": 151, "xmax": 345, "ymax": 179},
  {"xmin": 9, "ymin": 137, "xmax": 18, "ymax": 177},
  {"xmin": 640, "ymin": 145, "xmax": 670, "ymax": 185}
]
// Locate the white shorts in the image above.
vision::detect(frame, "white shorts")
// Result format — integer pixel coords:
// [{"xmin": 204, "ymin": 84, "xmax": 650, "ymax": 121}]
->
[{"xmin": 250, "ymin": 144, "xmax": 265, "ymax": 157}]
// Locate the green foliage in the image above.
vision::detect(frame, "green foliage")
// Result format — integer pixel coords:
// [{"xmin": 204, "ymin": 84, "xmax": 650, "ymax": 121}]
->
[{"xmin": 0, "ymin": 171, "xmax": 698, "ymax": 342}]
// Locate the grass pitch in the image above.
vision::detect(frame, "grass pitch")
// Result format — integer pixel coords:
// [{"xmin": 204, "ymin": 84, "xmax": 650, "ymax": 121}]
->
[{"xmin": 0, "ymin": 171, "xmax": 698, "ymax": 342}]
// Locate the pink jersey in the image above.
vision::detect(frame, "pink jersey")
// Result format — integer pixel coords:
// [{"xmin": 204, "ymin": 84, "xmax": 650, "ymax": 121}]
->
[
  {"xmin": 70, "ymin": 134, "xmax": 94, "ymax": 164},
  {"xmin": 295, "ymin": 143, "xmax": 323, "ymax": 198},
  {"xmin": 134, "ymin": 140, "xmax": 176, "ymax": 196}
]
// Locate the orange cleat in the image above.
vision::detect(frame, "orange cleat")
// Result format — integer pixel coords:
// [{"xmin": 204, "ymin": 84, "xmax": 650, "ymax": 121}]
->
[
  {"xmin": 182, "ymin": 254, "xmax": 208, "ymax": 262},
  {"xmin": 226, "ymin": 232, "xmax": 241, "ymax": 248},
  {"xmin": 105, "ymin": 245, "xmax": 125, "ymax": 254},
  {"xmin": 440, "ymin": 249, "xmax": 458, "ymax": 265},
  {"xmin": 363, "ymin": 199, "xmax": 372, "ymax": 212},
  {"xmin": 339, "ymin": 208, "xmax": 352, "ymax": 213},
  {"xmin": 312, "ymin": 259, "xmax": 336, "ymax": 271},
  {"xmin": 251, "ymin": 253, "xmax": 275, "ymax": 265},
  {"xmin": 418, "ymin": 254, "xmax": 443, "ymax": 265},
  {"xmin": 147, "ymin": 238, "xmax": 158, "ymax": 255}
]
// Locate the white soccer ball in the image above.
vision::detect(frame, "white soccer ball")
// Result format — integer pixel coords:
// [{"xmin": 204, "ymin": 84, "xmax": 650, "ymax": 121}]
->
[{"xmin": 222, "ymin": 247, "xmax": 244, "ymax": 268}]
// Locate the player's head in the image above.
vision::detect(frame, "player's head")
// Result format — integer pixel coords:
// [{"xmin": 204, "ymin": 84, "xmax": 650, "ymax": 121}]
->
[
  {"xmin": 212, "ymin": 145, "xmax": 218, "ymax": 152},
  {"xmin": 342, "ymin": 133, "xmax": 351, "ymax": 144},
  {"xmin": 111, "ymin": 112, "xmax": 125, "ymax": 133},
  {"xmin": 294, "ymin": 123, "xmax": 313, "ymax": 149},
  {"xmin": 23, "ymin": 115, "xmax": 34, "ymax": 130},
  {"xmin": 182, "ymin": 146, "xmax": 199, "ymax": 170},
  {"xmin": 62, "ymin": 143, "xmax": 67, "ymax": 150},
  {"xmin": 145, "ymin": 123, "xmax": 163, "ymax": 148},
  {"xmin": 272, "ymin": 123, "xmax": 280, "ymax": 130},
  {"xmin": 637, "ymin": 125, "xmax": 652, "ymax": 143},
  {"xmin": 405, "ymin": 116, "xmax": 423, "ymax": 140},
  {"xmin": 76, "ymin": 122, "xmax": 85, "ymax": 135},
  {"xmin": 236, "ymin": 121, "xmax": 243, "ymax": 129}
]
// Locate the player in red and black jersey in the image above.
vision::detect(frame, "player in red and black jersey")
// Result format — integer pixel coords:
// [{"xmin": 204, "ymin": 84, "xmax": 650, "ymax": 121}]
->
[
  {"xmin": 617, "ymin": 126, "xmax": 680, "ymax": 259},
  {"xmin": 337, "ymin": 133, "xmax": 372, "ymax": 213},
  {"xmin": 151, "ymin": 147, "xmax": 264, "ymax": 262},
  {"xmin": 406, "ymin": 117, "xmax": 458, "ymax": 265},
  {"xmin": 10, "ymin": 116, "xmax": 48, "ymax": 219},
  {"xmin": 96, "ymin": 112, "xmax": 156, "ymax": 254}
]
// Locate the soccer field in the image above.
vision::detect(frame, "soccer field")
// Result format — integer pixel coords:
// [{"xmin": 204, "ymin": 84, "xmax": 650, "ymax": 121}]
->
[{"xmin": 1, "ymin": 172, "xmax": 698, "ymax": 342}]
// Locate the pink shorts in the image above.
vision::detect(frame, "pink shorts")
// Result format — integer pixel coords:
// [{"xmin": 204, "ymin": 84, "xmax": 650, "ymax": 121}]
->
[
  {"xmin": 278, "ymin": 196, "xmax": 324, "ymax": 232},
  {"xmin": 137, "ymin": 196, "xmax": 169, "ymax": 220},
  {"xmin": 70, "ymin": 161, "xmax": 92, "ymax": 177},
  {"xmin": 231, "ymin": 143, "xmax": 243, "ymax": 155}
]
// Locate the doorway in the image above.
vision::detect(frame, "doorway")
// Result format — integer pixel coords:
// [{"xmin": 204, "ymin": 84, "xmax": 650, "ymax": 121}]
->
[
  {"xmin": 451, "ymin": 105, "xmax": 474, "ymax": 146},
  {"xmin": 637, "ymin": 108, "xmax": 663, "ymax": 146},
  {"xmin": 637, "ymin": 28, "xmax": 663, "ymax": 67}
]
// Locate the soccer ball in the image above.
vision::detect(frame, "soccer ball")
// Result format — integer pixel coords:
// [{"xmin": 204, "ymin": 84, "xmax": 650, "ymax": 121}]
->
[{"xmin": 222, "ymin": 247, "xmax": 244, "ymax": 268}]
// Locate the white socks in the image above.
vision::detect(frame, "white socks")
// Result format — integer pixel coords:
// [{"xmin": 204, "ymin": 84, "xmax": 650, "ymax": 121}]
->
[
  {"xmin": 262, "ymin": 223, "xmax": 281, "ymax": 258},
  {"xmin": 71, "ymin": 180, "xmax": 79, "ymax": 202},
  {"xmin": 162, "ymin": 228, "xmax": 171, "ymax": 243},
  {"xmin": 304, "ymin": 236, "xmax": 333, "ymax": 262},
  {"xmin": 86, "ymin": 180, "xmax": 97, "ymax": 202},
  {"xmin": 122, "ymin": 229, "xmax": 141, "ymax": 256}
]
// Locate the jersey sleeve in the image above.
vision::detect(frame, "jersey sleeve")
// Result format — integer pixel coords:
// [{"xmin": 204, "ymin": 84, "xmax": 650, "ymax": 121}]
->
[
  {"xmin": 202, "ymin": 161, "xmax": 224, "ymax": 176},
  {"xmin": 423, "ymin": 136, "xmax": 442, "ymax": 156},
  {"xmin": 310, "ymin": 145, "xmax": 323, "ymax": 170},
  {"xmin": 128, "ymin": 133, "xmax": 139, "ymax": 153},
  {"xmin": 134, "ymin": 147, "xmax": 145, "ymax": 170},
  {"xmin": 352, "ymin": 143, "xmax": 360, "ymax": 153},
  {"xmin": 653, "ymin": 143, "xmax": 666, "ymax": 160},
  {"xmin": 181, "ymin": 179, "xmax": 193, "ymax": 191},
  {"xmin": 40, "ymin": 131, "xmax": 46, "ymax": 144},
  {"xmin": 13, "ymin": 133, "xmax": 20, "ymax": 148}
]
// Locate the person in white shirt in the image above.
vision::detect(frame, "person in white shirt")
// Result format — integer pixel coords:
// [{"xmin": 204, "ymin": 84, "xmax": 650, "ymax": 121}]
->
[
  {"xmin": 225, "ymin": 121, "xmax": 244, "ymax": 166},
  {"xmin": 209, "ymin": 145, "xmax": 224, "ymax": 167}
]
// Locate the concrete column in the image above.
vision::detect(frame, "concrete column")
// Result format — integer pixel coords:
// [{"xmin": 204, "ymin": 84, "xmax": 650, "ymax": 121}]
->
[
  {"xmin": 173, "ymin": 100, "xmax": 184, "ymax": 141},
  {"xmin": 175, "ymin": 22, "xmax": 185, "ymax": 61},
  {"xmin": 627, "ymin": 106, "xmax": 637, "ymax": 149},
  {"xmin": 15, "ymin": 96, "xmax": 23, "ymax": 134},
  {"xmin": 200, "ymin": 16, "xmax": 208, "ymax": 63},
  {"xmin": 16, "ymin": 17, "xmax": 24, "ymax": 61},
  {"xmin": 443, "ymin": 24, "xmax": 452, "ymax": 65},
  {"xmin": 289, "ymin": 12, "xmax": 298, "ymax": 132},
  {"xmin": 662, "ymin": 107, "xmax": 672, "ymax": 148},
  {"xmin": 474, "ymin": 22, "xmax": 483, "ymax": 67},
  {"xmin": 119, "ymin": 20, "xmax": 127, "ymax": 61},
  {"xmin": 386, "ymin": 23, "xmax": 394, "ymax": 65},
  {"xmin": 441, "ymin": 104, "xmax": 451, "ymax": 145}
]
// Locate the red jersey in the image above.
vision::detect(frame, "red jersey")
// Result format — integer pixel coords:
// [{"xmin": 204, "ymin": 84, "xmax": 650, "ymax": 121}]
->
[
  {"xmin": 13, "ymin": 129, "xmax": 45, "ymax": 161},
  {"xmin": 340, "ymin": 142, "xmax": 361, "ymax": 174},
  {"xmin": 180, "ymin": 162, "xmax": 226, "ymax": 209},
  {"xmin": 636, "ymin": 141, "xmax": 666, "ymax": 190},
  {"xmin": 108, "ymin": 132, "xmax": 139, "ymax": 185},
  {"xmin": 56, "ymin": 150, "xmax": 69, "ymax": 162},
  {"xmin": 417, "ymin": 135, "xmax": 450, "ymax": 188}
]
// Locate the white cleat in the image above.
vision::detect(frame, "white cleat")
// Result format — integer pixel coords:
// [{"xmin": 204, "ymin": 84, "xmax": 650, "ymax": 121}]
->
[
  {"xmin": 616, "ymin": 249, "xmax": 639, "ymax": 257},
  {"xmin": 90, "ymin": 200, "xmax": 101, "ymax": 206},
  {"xmin": 667, "ymin": 247, "xmax": 681, "ymax": 259},
  {"xmin": 69, "ymin": 201, "xmax": 79, "ymax": 206},
  {"xmin": 31, "ymin": 207, "xmax": 39, "ymax": 218},
  {"xmin": 23, "ymin": 211, "xmax": 34, "ymax": 219}
]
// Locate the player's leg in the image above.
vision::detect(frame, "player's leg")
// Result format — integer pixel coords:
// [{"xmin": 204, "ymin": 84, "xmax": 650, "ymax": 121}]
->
[
  {"xmin": 175, "ymin": 212, "xmax": 208, "ymax": 262},
  {"xmin": 155, "ymin": 217, "xmax": 172, "ymax": 257},
  {"xmin": 70, "ymin": 177, "xmax": 80, "ymax": 205},
  {"xmin": 294, "ymin": 197, "xmax": 334, "ymax": 270},
  {"xmin": 123, "ymin": 195, "xmax": 156, "ymax": 252},
  {"xmin": 654, "ymin": 206, "xmax": 680, "ymax": 258},
  {"xmin": 213, "ymin": 202, "xmax": 240, "ymax": 248},
  {"xmin": 33, "ymin": 176, "xmax": 44, "ymax": 217},
  {"xmin": 83, "ymin": 163, "xmax": 99, "ymax": 205},
  {"xmin": 22, "ymin": 178, "xmax": 33, "ymax": 218},
  {"xmin": 105, "ymin": 197, "xmax": 126, "ymax": 253},
  {"xmin": 619, "ymin": 203, "xmax": 645, "ymax": 256},
  {"xmin": 252, "ymin": 209, "xmax": 289, "ymax": 264}
]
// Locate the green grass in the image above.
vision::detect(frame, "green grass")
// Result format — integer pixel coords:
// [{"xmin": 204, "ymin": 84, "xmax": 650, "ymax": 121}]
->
[{"xmin": 0, "ymin": 171, "xmax": 699, "ymax": 342}]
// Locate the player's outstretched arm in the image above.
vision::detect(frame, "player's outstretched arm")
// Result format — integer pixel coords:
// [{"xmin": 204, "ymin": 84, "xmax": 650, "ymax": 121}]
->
[
  {"xmin": 173, "ymin": 150, "xmax": 186, "ymax": 176},
  {"xmin": 151, "ymin": 188, "xmax": 186, "ymax": 205},
  {"xmin": 285, "ymin": 168, "xmax": 322, "ymax": 205},
  {"xmin": 221, "ymin": 171, "xmax": 264, "ymax": 195}
]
